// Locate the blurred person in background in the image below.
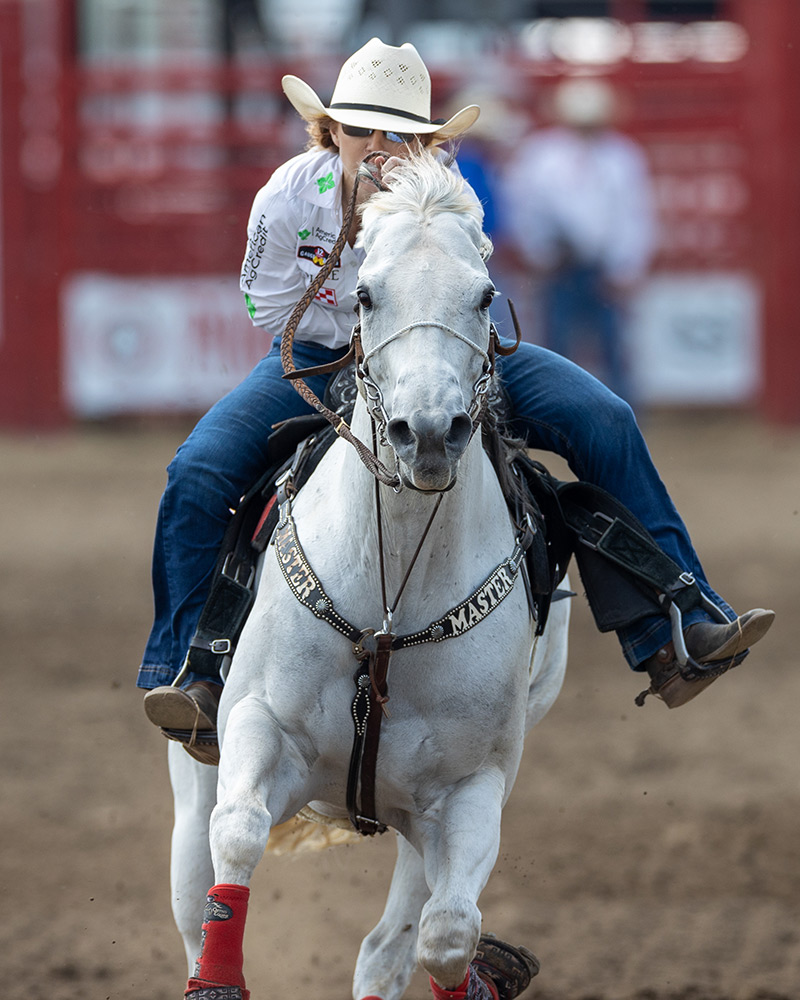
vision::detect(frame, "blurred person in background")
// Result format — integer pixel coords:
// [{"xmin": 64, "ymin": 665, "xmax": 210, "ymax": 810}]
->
[
  {"xmin": 139, "ymin": 39, "xmax": 772, "ymax": 775},
  {"xmin": 502, "ymin": 77, "xmax": 657, "ymax": 408}
]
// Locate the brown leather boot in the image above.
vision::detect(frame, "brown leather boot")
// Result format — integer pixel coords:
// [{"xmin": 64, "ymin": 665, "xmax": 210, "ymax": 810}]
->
[
  {"xmin": 144, "ymin": 680, "xmax": 221, "ymax": 729},
  {"xmin": 143, "ymin": 681, "xmax": 222, "ymax": 765},
  {"xmin": 636, "ymin": 607, "xmax": 775, "ymax": 708}
]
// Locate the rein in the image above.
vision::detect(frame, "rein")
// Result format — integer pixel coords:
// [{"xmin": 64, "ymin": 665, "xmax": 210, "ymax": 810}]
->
[{"xmin": 278, "ymin": 153, "xmax": 401, "ymax": 489}]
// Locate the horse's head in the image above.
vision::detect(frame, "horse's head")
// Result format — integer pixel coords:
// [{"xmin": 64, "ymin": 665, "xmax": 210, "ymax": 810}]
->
[{"xmin": 355, "ymin": 152, "xmax": 495, "ymax": 493}]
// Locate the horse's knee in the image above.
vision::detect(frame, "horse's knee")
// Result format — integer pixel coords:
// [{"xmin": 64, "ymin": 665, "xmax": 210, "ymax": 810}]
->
[
  {"xmin": 209, "ymin": 797, "xmax": 272, "ymax": 885},
  {"xmin": 417, "ymin": 898, "xmax": 481, "ymax": 989}
]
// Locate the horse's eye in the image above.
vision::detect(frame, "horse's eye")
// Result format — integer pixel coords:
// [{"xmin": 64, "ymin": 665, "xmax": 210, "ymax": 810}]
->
[
  {"xmin": 357, "ymin": 288, "xmax": 373, "ymax": 310},
  {"xmin": 479, "ymin": 287, "xmax": 496, "ymax": 311}
]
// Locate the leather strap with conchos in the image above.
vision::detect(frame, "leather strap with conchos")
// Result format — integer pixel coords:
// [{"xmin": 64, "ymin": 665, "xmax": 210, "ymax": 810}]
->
[
  {"xmin": 272, "ymin": 499, "xmax": 531, "ymax": 836},
  {"xmin": 273, "ymin": 505, "xmax": 530, "ymax": 651}
]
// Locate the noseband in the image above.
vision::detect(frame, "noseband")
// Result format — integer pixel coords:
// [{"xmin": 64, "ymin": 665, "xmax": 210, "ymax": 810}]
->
[{"xmin": 355, "ymin": 319, "xmax": 494, "ymax": 439}]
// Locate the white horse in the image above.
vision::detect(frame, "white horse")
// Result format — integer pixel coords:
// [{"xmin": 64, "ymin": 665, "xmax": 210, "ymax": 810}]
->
[{"xmin": 168, "ymin": 151, "xmax": 570, "ymax": 1000}]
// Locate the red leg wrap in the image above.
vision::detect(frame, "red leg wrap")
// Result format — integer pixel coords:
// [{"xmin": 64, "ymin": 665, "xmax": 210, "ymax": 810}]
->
[
  {"xmin": 185, "ymin": 883, "xmax": 250, "ymax": 999},
  {"xmin": 429, "ymin": 965, "xmax": 497, "ymax": 1000},
  {"xmin": 430, "ymin": 970, "xmax": 471, "ymax": 1000}
]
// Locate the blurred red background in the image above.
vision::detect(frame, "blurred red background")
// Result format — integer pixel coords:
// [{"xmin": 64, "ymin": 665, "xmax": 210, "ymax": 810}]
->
[{"xmin": 1, "ymin": 0, "xmax": 798, "ymax": 427}]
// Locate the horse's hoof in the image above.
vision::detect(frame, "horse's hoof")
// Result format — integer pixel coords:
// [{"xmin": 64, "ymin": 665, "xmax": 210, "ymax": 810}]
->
[
  {"xmin": 185, "ymin": 987, "xmax": 247, "ymax": 1000},
  {"xmin": 472, "ymin": 933, "xmax": 540, "ymax": 1000}
]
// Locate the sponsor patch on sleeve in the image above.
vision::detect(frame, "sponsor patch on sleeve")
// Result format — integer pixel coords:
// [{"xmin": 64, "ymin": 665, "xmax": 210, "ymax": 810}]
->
[{"xmin": 298, "ymin": 245, "xmax": 337, "ymax": 268}]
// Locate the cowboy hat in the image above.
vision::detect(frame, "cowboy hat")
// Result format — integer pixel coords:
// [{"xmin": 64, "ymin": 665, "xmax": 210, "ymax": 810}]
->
[{"xmin": 282, "ymin": 37, "xmax": 480, "ymax": 144}]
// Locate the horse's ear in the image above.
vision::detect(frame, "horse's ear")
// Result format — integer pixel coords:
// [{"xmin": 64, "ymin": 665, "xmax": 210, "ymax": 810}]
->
[{"xmin": 490, "ymin": 304, "xmax": 523, "ymax": 358}]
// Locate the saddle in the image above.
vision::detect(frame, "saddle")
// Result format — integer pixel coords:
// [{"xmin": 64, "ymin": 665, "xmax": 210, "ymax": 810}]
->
[{"xmin": 180, "ymin": 366, "xmax": 717, "ymax": 719}]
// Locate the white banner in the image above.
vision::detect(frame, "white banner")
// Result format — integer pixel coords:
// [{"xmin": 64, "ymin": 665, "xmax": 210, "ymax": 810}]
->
[
  {"xmin": 630, "ymin": 272, "xmax": 761, "ymax": 404},
  {"xmin": 62, "ymin": 270, "xmax": 761, "ymax": 418},
  {"xmin": 63, "ymin": 274, "xmax": 271, "ymax": 417}
]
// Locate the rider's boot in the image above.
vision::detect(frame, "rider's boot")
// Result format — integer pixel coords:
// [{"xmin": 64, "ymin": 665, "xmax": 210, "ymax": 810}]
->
[
  {"xmin": 638, "ymin": 607, "xmax": 775, "ymax": 708},
  {"xmin": 143, "ymin": 680, "xmax": 222, "ymax": 765}
]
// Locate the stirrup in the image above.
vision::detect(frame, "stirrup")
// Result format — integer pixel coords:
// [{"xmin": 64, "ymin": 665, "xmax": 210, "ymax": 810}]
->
[
  {"xmin": 634, "ymin": 649, "xmax": 742, "ymax": 708},
  {"xmin": 662, "ymin": 578, "xmax": 730, "ymax": 676},
  {"xmin": 161, "ymin": 726, "xmax": 220, "ymax": 766}
]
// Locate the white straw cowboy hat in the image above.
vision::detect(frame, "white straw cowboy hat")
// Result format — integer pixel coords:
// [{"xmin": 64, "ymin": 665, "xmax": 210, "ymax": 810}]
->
[{"xmin": 282, "ymin": 37, "xmax": 480, "ymax": 144}]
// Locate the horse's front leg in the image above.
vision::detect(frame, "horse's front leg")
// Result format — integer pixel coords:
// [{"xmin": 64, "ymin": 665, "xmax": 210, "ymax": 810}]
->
[
  {"xmin": 414, "ymin": 769, "xmax": 507, "ymax": 998},
  {"xmin": 186, "ymin": 694, "xmax": 307, "ymax": 1000},
  {"xmin": 167, "ymin": 742, "xmax": 217, "ymax": 972},
  {"xmin": 353, "ymin": 833, "xmax": 430, "ymax": 1000}
]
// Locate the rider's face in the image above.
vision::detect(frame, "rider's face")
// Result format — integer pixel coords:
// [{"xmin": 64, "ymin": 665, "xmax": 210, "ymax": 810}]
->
[{"xmin": 330, "ymin": 123, "xmax": 419, "ymax": 184}]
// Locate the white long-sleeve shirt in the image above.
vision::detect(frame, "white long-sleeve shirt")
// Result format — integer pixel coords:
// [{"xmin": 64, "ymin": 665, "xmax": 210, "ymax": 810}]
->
[
  {"xmin": 240, "ymin": 147, "xmax": 479, "ymax": 349},
  {"xmin": 240, "ymin": 148, "xmax": 365, "ymax": 350},
  {"xmin": 502, "ymin": 126, "xmax": 657, "ymax": 286}
]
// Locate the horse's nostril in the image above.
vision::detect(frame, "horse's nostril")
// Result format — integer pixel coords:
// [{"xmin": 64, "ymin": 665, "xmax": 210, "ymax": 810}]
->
[
  {"xmin": 446, "ymin": 414, "xmax": 472, "ymax": 451},
  {"xmin": 387, "ymin": 418, "xmax": 414, "ymax": 451}
]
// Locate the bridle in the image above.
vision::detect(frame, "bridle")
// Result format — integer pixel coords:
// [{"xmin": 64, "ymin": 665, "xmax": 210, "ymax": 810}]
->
[
  {"xmin": 278, "ymin": 150, "xmax": 521, "ymax": 490},
  {"xmin": 355, "ymin": 318, "xmax": 495, "ymax": 446}
]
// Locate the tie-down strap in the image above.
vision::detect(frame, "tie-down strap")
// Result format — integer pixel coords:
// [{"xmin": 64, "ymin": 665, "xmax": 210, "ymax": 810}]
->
[{"xmin": 272, "ymin": 502, "xmax": 531, "ymax": 652}]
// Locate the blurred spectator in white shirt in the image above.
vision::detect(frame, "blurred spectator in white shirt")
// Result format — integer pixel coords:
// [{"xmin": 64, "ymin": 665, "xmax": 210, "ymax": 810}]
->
[{"xmin": 502, "ymin": 77, "xmax": 657, "ymax": 407}]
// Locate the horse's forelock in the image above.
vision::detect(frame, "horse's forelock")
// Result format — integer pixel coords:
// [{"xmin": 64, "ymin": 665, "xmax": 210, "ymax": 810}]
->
[{"xmin": 359, "ymin": 152, "xmax": 485, "ymax": 243}]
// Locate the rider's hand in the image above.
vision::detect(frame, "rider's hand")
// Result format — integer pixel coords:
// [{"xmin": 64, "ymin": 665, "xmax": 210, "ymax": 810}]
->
[
  {"xmin": 377, "ymin": 155, "xmax": 406, "ymax": 184},
  {"xmin": 356, "ymin": 154, "xmax": 406, "ymax": 205}
]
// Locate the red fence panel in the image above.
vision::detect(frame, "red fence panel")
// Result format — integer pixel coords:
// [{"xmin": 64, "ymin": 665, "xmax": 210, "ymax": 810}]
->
[
  {"xmin": 2, "ymin": 0, "xmax": 799, "ymax": 425},
  {"xmin": 0, "ymin": 0, "xmax": 71, "ymax": 429}
]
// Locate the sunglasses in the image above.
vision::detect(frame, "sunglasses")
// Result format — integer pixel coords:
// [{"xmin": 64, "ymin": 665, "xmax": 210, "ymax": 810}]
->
[{"xmin": 340, "ymin": 123, "xmax": 421, "ymax": 145}]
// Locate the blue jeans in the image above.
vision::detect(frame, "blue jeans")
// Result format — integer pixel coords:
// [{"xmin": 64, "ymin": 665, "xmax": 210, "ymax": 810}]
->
[{"xmin": 137, "ymin": 338, "xmax": 733, "ymax": 690}]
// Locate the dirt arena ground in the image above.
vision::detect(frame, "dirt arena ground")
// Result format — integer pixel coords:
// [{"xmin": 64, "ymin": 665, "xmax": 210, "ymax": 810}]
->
[{"xmin": 2, "ymin": 409, "xmax": 799, "ymax": 1000}]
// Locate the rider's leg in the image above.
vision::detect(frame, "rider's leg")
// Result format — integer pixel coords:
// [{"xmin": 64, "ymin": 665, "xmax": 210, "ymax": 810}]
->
[
  {"xmin": 138, "ymin": 338, "xmax": 345, "ymax": 707},
  {"xmin": 497, "ymin": 341, "xmax": 772, "ymax": 677}
]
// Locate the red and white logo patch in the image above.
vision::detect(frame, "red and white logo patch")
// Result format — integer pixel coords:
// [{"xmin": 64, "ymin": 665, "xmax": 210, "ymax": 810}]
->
[{"xmin": 315, "ymin": 287, "xmax": 337, "ymax": 307}]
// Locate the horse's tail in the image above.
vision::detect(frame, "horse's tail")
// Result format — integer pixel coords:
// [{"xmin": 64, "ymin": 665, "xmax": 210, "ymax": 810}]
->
[{"xmin": 266, "ymin": 810, "xmax": 362, "ymax": 856}]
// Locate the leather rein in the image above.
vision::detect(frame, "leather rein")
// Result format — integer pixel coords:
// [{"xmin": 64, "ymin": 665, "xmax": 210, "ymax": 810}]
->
[{"xmin": 274, "ymin": 152, "xmax": 526, "ymax": 836}]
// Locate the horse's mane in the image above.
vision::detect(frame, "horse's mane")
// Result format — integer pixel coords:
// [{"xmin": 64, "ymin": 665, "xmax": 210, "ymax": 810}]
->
[{"xmin": 359, "ymin": 151, "xmax": 493, "ymax": 259}]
